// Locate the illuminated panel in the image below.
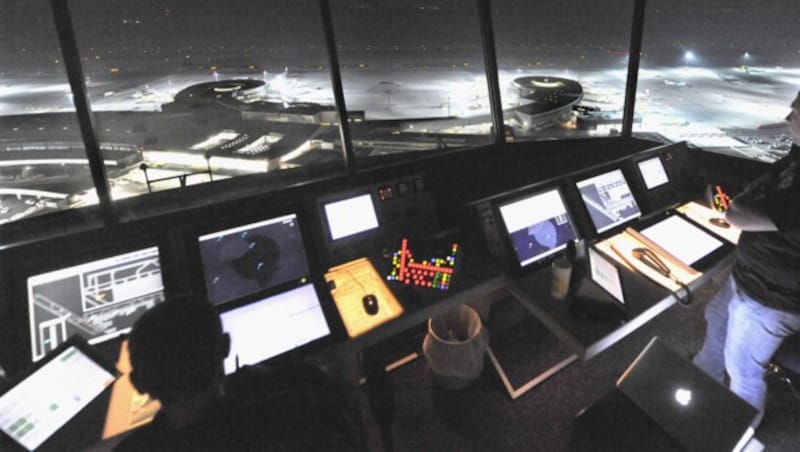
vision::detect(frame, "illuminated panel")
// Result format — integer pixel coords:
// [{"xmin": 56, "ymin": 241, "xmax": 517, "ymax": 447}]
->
[
  {"xmin": 386, "ymin": 238, "xmax": 459, "ymax": 290},
  {"xmin": 588, "ymin": 247, "xmax": 625, "ymax": 304},
  {"xmin": 27, "ymin": 247, "xmax": 164, "ymax": 362},
  {"xmin": 198, "ymin": 213, "xmax": 310, "ymax": 306},
  {"xmin": 639, "ymin": 215, "xmax": 723, "ymax": 266},
  {"xmin": 577, "ymin": 169, "xmax": 641, "ymax": 233},
  {"xmin": 219, "ymin": 284, "xmax": 330, "ymax": 375},
  {"xmin": 498, "ymin": 188, "xmax": 577, "ymax": 268},
  {"xmin": 637, "ymin": 156, "xmax": 670, "ymax": 190},
  {"xmin": 0, "ymin": 346, "xmax": 116, "ymax": 451},
  {"xmin": 324, "ymin": 193, "xmax": 379, "ymax": 240}
]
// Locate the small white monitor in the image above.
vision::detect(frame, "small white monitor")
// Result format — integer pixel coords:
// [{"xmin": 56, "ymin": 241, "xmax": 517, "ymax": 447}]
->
[
  {"xmin": 219, "ymin": 283, "xmax": 330, "ymax": 374},
  {"xmin": 588, "ymin": 247, "xmax": 625, "ymax": 304},
  {"xmin": 576, "ymin": 169, "xmax": 641, "ymax": 234},
  {"xmin": 498, "ymin": 188, "xmax": 577, "ymax": 268},
  {"xmin": 324, "ymin": 194, "xmax": 380, "ymax": 241},
  {"xmin": 638, "ymin": 156, "xmax": 670, "ymax": 190},
  {"xmin": 0, "ymin": 344, "xmax": 116, "ymax": 451}
]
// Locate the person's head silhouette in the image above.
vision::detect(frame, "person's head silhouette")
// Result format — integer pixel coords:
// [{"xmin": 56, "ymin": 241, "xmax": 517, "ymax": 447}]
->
[{"xmin": 129, "ymin": 297, "xmax": 229, "ymax": 405}]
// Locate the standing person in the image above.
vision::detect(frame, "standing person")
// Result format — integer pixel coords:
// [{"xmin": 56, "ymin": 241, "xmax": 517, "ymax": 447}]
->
[{"xmin": 693, "ymin": 92, "xmax": 800, "ymax": 427}]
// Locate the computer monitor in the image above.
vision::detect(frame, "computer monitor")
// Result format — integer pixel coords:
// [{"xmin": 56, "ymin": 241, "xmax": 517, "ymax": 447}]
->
[
  {"xmin": 576, "ymin": 168, "xmax": 641, "ymax": 234},
  {"xmin": 322, "ymin": 193, "xmax": 379, "ymax": 241},
  {"xmin": 198, "ymin": 213, "xmax": 311, "ymax": 306},
  {"xmin": 0, "ymin": 337, "xmax": 117, "ymax": 452},
  {"xmin": 219, "ymin": 283, "xmax": 331, "ymax": 374},
  {"xmin": 498, "ymin": 187, "xmax": 578, "ymax": 269},
  {"xmin": 26, "ymin": 247, "xmax": 165, "ymax": 362},
  {"xmin": 637, "ymin": 156, "xmax": 670, "ymax": 190}
]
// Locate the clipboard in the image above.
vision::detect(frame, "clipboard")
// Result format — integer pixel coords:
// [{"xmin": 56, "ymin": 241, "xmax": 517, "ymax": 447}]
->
[{"xmin": 594, "ymin": 227, "xmax": 701, "ymax": 293}]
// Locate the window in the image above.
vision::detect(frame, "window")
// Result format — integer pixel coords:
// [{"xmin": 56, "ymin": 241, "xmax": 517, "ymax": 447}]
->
[
  {"xmin": 636, "ymin": 0, "xmax": 800, "ymax": 162},
  {"xmin": 330, "ymin": 0, "xmax": 492, "ymax": 163},
  {"xmin": 0, "ymin": 0, "xmax": 90, "ymax": 225},
  {"xmin": 67, "ymin": 0, "xmax": 344, "ymax": 201},
  {"xmin": 492, "ymin": 0, "xmax": 633, "ymax": 140}
]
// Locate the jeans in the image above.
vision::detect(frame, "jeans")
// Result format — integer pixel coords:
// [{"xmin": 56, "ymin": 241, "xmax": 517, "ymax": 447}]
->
[{"xmin": 693, "ymin": 275, "xmax": 800, "ymax": 427}]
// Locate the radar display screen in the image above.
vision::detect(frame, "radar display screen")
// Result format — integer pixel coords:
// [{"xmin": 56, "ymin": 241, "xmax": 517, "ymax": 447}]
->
[
  {"xmin": 198, "ymin": 213, "xmax": 311, "ymax": 306},
  {"xmin": 27, "ymin": 247, "xmax": 164, "ymax": 362},
  {"xmin": 576, "ymin": 169, "xmax": 641, "ymax": 234},
  {"xmin": 498, "ymin": 188, "xmax": 577, "ymax": 268}
]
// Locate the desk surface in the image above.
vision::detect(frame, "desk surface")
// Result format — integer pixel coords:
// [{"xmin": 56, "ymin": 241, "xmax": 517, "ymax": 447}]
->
[{"xmin": 504, "ymin": 249, "xmax": 736, "ymax": 361}]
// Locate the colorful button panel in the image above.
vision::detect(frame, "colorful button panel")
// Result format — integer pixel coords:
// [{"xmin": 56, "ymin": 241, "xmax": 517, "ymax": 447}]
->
[{"xmin": 386, "ymin": 237, "xmax": 459, "ymax": 290}]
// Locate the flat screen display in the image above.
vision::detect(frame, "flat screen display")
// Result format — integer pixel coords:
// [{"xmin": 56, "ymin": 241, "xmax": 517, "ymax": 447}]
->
[
  {"xmin": 27, "ymin": 247, "xmax": 164, "ymax": 362},
  {"xmin": 323, "ymin": 193, "xmax": 379, "ymax": 241},
  {"xmin": 0, "ymin": 345, "xmax": 116, "ymax": 451},
  {"xmin": 588, "ymin": 247, "xmax": 625, "ymax": 304},
  {"xmin": 198, "ymin": 213, "xmax": 311, "ymax": 306},
  {"xmin": 219, "ymin": 283, "xmax": 330, "ymax": 374},
  {"xmin": 577, "ymin": 169, "xmax": 641, "ymax": 233},
  {"xmin": 498, "ymin": 188, "xmax": 577, "ymax": 268},
  {"xmin": 639, "ymin": 215, "xmax": 723, "ymax": 266},
  {"xmin": 638, "ymin": 156, "xmax": 670, "ymax": 190}
]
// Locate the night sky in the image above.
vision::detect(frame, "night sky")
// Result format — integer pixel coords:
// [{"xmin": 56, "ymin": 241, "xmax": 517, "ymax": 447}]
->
[{"xmin": 1, "ymin": 1, "xmax": 798, "ymax": 73}]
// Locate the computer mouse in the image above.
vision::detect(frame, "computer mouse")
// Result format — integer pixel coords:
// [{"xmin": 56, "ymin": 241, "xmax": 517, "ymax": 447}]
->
[{"xmin": 362, "ymin": 294, "xmax": 380, "ymax": 316}]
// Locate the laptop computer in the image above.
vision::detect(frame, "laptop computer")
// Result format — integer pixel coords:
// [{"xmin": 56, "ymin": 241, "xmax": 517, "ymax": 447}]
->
[
  {"xmin": 617, "ymin": 337, "xmax": 757, "ymax": 452},
  {"xmin": 0, "ymin": 336, "xmax": 118, "ymax": 451}
]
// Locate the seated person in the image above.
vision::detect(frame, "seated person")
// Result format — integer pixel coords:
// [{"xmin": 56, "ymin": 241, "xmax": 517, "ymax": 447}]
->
[{"xmin": 115, "ymin": 296, "xmax": 360, "ymax": 451}]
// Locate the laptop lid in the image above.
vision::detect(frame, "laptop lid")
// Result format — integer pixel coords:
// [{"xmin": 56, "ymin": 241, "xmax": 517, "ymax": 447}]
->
[
  {"xmin": 0, "ymin": 336, "xmax": 118, "ymax": 451},
  {"xmin": 617, "ymin": 337, "xmax": 757, "ymax": 452}
]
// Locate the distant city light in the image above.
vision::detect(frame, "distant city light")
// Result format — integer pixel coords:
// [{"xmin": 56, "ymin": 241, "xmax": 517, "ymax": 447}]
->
[{"xmin": 684, "ymin": 50, "xmax": 695, "ymax": 68}]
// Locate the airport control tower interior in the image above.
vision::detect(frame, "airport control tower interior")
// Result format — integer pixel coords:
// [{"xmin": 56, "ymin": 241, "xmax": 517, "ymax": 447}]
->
[{"xmin": 1, "ymin": 0, "xmax": 799, "ymax": 450}]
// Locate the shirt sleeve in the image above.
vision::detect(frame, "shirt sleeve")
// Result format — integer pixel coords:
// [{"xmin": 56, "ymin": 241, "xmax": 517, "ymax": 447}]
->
[{"xmin": 766, "ymin": 161, "xmax": 800, "ymax": 231}]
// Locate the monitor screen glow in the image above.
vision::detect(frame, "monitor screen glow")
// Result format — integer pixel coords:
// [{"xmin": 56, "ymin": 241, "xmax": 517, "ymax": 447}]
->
[
  {"xmin": 220, "ymin": 283, "xmax": 330, "ymax": 374},
  {"xmin": 0, "ymin": 346, "xmax": 116, "ymax": 451},
  {"xmin": 576, "ymin": 169, "xmax": 641, "ymax": 234},
  {"xmin": 498, "ymin": 188, "xmax": 577, "ymax": 268},
  {"xmin": 324, "ymin": 194, "xmax": 379, "ymax": 241},
  {"xmin": 588, "ymin": 247, "xmax": 625, "ymax": 304},
  {"xmin": 638, "ymin": 156, "xmax": 670, "ymax": 190},
  {"xmin": 639, "ymin": 215, "xmax": 723, "ymax": 265},
  {"xmin": 26, "ymin": 247, "xmax": 164, "ymax": 362},
  {"xmin": 198, "ymin": 213, "xmax": 310, "ymax": 306}
]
